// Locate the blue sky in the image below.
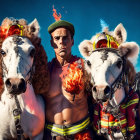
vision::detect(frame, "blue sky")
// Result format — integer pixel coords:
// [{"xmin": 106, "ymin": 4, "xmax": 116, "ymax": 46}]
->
[{"xmin": 0, "ymin": 0, "xmax": 140, "ymax": 71}]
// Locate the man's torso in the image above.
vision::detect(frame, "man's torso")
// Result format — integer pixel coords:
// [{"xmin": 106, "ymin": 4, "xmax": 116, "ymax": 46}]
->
[{"xmin": 45, "ymin": 56, "xmax": 88, "ymax": 125}]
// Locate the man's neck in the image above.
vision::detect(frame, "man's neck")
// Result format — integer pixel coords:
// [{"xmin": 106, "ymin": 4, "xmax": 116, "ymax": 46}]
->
[{"xmin": 55, "ymin": 55, "xmax": 72, "ymax": 66}]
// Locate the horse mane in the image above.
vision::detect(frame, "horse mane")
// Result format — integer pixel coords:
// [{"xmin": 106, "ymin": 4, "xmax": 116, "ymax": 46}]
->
[
  {"xmin": 0, "ymin": 18, "xmax": 50, "ymax": 98},
  {"xmin": 121, "ymin": 59, "xmax": 136, "ymax": 94},
  {"xmin": 125, "ymin": 59, "xmax": 136, "ymax": 87}
]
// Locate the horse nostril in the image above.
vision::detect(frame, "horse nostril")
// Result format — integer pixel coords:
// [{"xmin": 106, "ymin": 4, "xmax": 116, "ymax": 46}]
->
[
  {"xmin": 18, "ymin": 78, "xmax": 26, "ymax": 92},
  {"xmin": 92, "ymin": 86, "xmax": 97, "ymax": 92},
  {"xmin": 5, "ymin": 78, "xmax": 11, "ymax": 88},
  {"xmin": 104, "ymin": 86, "xmax": 110, "ymax": 95},
  {"xmin": 12, "ymin": 85, "xmax": 17, "ymax": 90}
]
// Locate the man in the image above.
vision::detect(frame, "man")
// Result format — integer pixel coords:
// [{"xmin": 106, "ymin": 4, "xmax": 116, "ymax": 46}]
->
[{"xmin": 44, "ymin": 20, "xmax": 93, "ymax": 140}]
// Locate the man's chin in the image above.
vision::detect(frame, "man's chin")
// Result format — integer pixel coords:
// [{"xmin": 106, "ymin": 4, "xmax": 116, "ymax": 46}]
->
[{"xmin": 59, "ymin": 52, "xmax": 67, "ymax": 57}]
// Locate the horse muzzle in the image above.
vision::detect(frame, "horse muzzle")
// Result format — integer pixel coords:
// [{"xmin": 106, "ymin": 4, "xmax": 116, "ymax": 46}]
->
[
  {"xmin": 92, "ymin": 85, "xmax": 111, "ymax": 102},
  {"xmin": 5, "ymin": 78, "xmax": 26, "ymax": 95}
]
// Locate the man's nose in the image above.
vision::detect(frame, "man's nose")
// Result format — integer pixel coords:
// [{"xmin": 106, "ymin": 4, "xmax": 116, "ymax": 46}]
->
[{"xmin": 59, "ymin": 38, "xmax": 65, "ymax": 44}]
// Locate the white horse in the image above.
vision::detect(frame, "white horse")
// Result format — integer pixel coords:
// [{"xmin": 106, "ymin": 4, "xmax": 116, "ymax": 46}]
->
[
  {"xmin": 79, "ymin": 23, "xmax": 139, "ymax": 140},
  {"xmin": 0, "ymin": 19, "xmax": 46, "ymax": 140}
]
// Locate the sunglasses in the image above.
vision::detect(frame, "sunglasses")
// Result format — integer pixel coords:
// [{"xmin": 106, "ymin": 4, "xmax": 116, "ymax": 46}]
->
[
  {"xmin": 7, "ymin": 24, "xmax": 23, "ymax": 37},
  {"xmin": 93, "ymin": 33, "xmax": 119, "ymax": 50}
]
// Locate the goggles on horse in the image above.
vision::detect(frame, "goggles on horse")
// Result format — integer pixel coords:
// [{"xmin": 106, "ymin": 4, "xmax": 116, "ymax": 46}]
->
[{"xmin": 93, "ymin": 33, "xmax": 119, "ymax": 50}]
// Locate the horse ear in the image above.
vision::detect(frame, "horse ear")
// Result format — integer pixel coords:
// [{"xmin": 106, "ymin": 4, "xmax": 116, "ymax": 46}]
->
[
  {"xmin": 119, "ymin": 42, "xmax": 139, "ymax": 59},
  {"xmin": 1, "ymin": 17, "xmax": 12, "ymax": 27},
  {"xmin": 114, "ymin": 23, "xmax": 127, "ymax": 44},
  {"xmin": 79, "ymin": 40, "xmax": 93, "ymax": 58},
  {"xmin": 28, "ymin": 18, "xmax": 40, "ymax": 37}
]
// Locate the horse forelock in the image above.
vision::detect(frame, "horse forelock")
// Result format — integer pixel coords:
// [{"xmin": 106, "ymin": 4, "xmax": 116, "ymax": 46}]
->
[{"xmin": 101, "ymin": 50, "xmax": 108, "ymax": 62}]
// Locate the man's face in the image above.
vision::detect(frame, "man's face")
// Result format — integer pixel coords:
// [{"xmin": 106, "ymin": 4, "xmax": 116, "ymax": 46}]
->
[{"xmin": 51, "ymin": 28, "xmax": 74, "ymax": 58}]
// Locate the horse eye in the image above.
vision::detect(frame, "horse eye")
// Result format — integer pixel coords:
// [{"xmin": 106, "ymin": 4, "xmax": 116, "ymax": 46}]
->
[
  {"xmin": 86, "ymin": 60, "xmax": 91, "ymax": 67},
  {"xmin": 0, "ymin": 50, "xmax": 6, "ymax": 57},
  {"xmin": 30, "ymin": 48, "xmax": 35, "ymax": 57},
  {"xmin": 116, "ymin": 60, "xmax": 122, "ymax": 69}
]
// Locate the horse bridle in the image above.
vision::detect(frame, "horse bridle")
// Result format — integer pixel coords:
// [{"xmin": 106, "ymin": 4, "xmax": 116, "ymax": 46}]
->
[{"xmin": 110, "ymin": 57, "xmax": 128, "ymax": 99}]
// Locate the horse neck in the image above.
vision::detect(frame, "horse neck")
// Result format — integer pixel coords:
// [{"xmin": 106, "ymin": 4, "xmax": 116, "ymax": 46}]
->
[{"xmin": 19, "ymin": 83, "xmax": 38, "ymax": 110}]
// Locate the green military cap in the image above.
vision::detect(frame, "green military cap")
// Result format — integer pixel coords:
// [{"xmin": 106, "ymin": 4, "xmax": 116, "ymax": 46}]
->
[{"xmin": 48, "ymin": 20, "xmax": 75, "ymax": 36}]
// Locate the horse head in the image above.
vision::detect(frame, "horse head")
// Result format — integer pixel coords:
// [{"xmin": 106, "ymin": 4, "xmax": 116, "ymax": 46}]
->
[
  {"xmin": 0, "ymin": 18, "xmax": 49, "ymax": 96},
  {"xmin": 79, "ymin": 23, "xmax": 139, "ymax": 103},
  {"xmin": 1, "ymin": 35, "xmax": 36, "ymax": 95}
]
